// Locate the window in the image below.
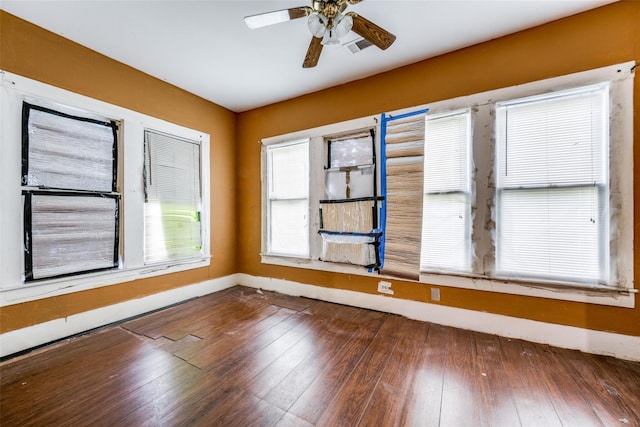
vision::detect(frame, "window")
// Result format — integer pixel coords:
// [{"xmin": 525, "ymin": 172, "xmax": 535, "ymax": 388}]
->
[
  {"xmin": 320, "ymin": 130, "xmax": 380, "ymax": 268},
  {"xmin": 421, "ymin": 110, "xmax": 472, "ymax": 273},
  {"xmin": 21, "ymin": 103, "xmax": 119, "ymax": 281},
  {"xmin": 413, "ymin": 62, "xmax": 633, "ymax": 302},
  {"xmin": 265, "ymin": 140, "xmax": 309, "ymax": 257},
  {"xmin": 144, "ymin": 130, "xmax": 203, "ymax": 264},
  {"xmin": 496, "ymin": 85, "xmax": 608, "ymax": 284},
  {"xmin": 1, "ymin": 71, "xmax": 210, "ymax": 303},
  {"xmin": 261, "ymin": 116, "xmax": 377, "ymax": 265},
  {"xmin": 259, "ymin": 62, "xmax": 633, "ymax": 306}
]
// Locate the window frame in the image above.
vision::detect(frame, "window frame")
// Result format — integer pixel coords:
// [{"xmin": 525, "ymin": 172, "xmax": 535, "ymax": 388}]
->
[
  {"xmin": 265, "ymin": 139, "xmax": 310, "ymax": 258},
  {"xmin": 20, "ymin": 102, "xmax": 121, "ymax": 282},
  {"xmin": 260, "ymin": 115, "xmax": 379, "ymax": 268},
  {"xmin": 143, "ymin": 129, "xmax": 205, "ymax": 264},
  {"xmin": 0, "ymin": 71, "xmax": 211, "ymax": 306},
  {"xmin": 494, "ymin": 84, "xmax": 610, "ymax": 285},
  {"xmin": 421, "ymin": 109, "xmax": 473, "ymax": 274}
]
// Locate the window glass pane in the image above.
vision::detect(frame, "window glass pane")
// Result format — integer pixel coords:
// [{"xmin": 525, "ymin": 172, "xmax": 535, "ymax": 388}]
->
[
  {"xmin": 421, "ymin": 193, "xmax": 471, "ymax": 272},
  {"xmin": 328, "ymin": 133, "xmax": 373, "ymax": 168},
  {"xmin": 24, "ymin": 104, "xmax": 116, "ymax": 192},
  {"xmin": 27, "ymin": 194, "xmax": 118, "ymax": 280},
  {"xmin": 497, "ymin": 187, "xmax": 606, "ymax": 283},
  {"xmin": 497, "ymin": 86, "xmax": 607, "ymax": 187},
  {"xmin": 269, "ymin": 199, "xmax": 309, "ymax": 257},
  {"xmin": 144, "ymin": 130, "xmax": 202, "ymax": 264},
  {"xmin": 266, "ymin": 141, "xmax": 309, "ymax": 257},
  {"xmin": 269, "ymin": 142, "xmax": 308, "ymax": 199},
  {"xmin": 424, "ymin": 111, "xmax": 470, "ymax": 193}
]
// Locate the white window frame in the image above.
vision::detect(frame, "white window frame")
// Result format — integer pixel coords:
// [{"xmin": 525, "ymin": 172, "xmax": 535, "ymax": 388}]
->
[
  {"xmin": 0, "ymin": 71, "xmax": 211, "ymax": 306},
  {"xmin": 265, "ymin": 139, "xmax": 310, "ymax": 258},
  {"xmin": 143, "ymin": 129, "xmax": 205, "ymax": 264},
  {"xmin": 494, "ymin": 84, "xmax": 610, "ymax": 285}
]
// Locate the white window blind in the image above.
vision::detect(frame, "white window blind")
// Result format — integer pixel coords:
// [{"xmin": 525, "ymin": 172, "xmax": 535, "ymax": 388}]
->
[
  {"xmin": 496, "ymin": 84, "xmax": 609, "ymax": 284},
  {"xmin": 421, "ymin": 110, "xmax": 472, "ymax": 272},
  {"xmin": 266, "ymin": 140, "xmax": 309, "ymax": 257},
  {"xmin": 144, "ymin": 130, "xmax": 202, "ymax": 264}
]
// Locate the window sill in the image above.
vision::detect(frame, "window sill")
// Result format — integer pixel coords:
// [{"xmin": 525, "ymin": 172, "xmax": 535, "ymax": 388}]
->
[
  {"xmin": 261, "ymin": 255, "xmax": 635, "ymax": 308},
  {"xmin": 0, "ymin": 257, "xmax": 211, "ymax": 307},
  {"xmin": 261, "ymin": 254, "xmax": 378, "ymax": 276},
  {"xmin": 419, "ymin": 272, "xmax": 636, "ymax": 308}
]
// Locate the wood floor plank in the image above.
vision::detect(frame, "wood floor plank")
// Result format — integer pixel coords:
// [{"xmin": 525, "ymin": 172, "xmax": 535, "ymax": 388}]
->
[
  {"xmin": 356, "ymin": 318, "xmax": 429, "ymax": 427},
  {"xmin": 2, "ymin": 285, "xmax": 640, "ymax": 427},
  {"xmin": 438, "ymin": 327, "xmax": 487, "ymax": 427},
  {"xmin": 284, "ymin": 309, "xmax": 387, "ymax": 423},
  {"xmin": 583, "ymin": 351, "xmax": 640, "ymax": 422},
  {"xmin": 101, "ymin": 361, "xmax": 203, "ymax": 427},
  {"xmin": 180, "ymin": 307, "xmax": 298, "ymax": 369},
  {"xmin": 519, "ymin": 341, "xmax": 604, "ymax": 427},
  {"xmin": 261, "ymin": 306, "xmax": 385, "ymax": 412},
  {"xmin": 246, "ymin": 327, "xmax": 319, "ymax": 398},
  {"xmin": 275, "ymin": 412, "xmax": 315, "ymax": 427},
  {"xmin": 562, "ymin": 348, "xmax": 640, "ymax": 426},
  {"xmin": 497, "ymin": 336, "xmax": 563, "ymax": 427},
  {"xmin": 472, "ymin": 332, "xmax": 522, "ymax": 427},
  {"xmin": 1, "ymin": 329, "xmax": 177, "ymax": 426},
  {"xmin": 397, "ymin": 323, "xmax": 448, "ymax": 427},
  {"xmin": 314, "ymin": 314, "xmax": 402, "ymax": 427},
  {"xmin": 121, "ymin": 289, "xmax": 237, "ymax": 338}
]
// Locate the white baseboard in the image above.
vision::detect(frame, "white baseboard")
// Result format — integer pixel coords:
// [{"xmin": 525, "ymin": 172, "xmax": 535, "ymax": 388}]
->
[
  {"xmin": 3, "ymin": 273, "xmax": 638, "ymax": 362},
  {"xmin": 236, "ymin": 273, "xmax": 640, "ymax": 362},
  {"xmin": 0, "ymin": 274, "xmax": 237, "ymax": 358}
]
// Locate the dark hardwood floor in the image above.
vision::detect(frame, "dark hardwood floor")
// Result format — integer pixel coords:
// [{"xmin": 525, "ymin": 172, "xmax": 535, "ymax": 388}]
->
[{"xmin": 1, "ymin": 285, "xmax": 639, "ymax": 426}]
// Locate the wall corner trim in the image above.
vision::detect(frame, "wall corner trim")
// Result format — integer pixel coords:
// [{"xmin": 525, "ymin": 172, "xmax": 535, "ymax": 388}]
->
[
  {"xmin": 0, "ymin": 274, "xmax": 238, "ymax": 358},
  {"xmin": 236, "ymin": 273, "xmax": 640, "ymax": 362}
]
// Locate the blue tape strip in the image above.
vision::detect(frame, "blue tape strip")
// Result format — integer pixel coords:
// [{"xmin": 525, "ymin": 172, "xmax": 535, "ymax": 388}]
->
[{"xmin": 378, "ymin": 108, "xmax": 429, "ymax": 271}]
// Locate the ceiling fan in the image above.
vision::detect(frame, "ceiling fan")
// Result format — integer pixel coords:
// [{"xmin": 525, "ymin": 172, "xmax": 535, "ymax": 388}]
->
[{"xmin": 244, "ymin": 0, "xmax": 396, "ymax": 68}]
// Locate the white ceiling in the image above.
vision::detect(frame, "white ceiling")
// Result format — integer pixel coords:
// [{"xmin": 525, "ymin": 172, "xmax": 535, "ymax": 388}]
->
[{"xmin": 1, "ymin": 0, "xmax": 616, "ymax": 112}]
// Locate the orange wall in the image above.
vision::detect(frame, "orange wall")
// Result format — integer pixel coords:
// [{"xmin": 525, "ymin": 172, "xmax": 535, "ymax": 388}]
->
[
  {"xmin": 0, "ymin": 12, "xmax": 238, "ymax": 332},
  {"xmin": 237, "ymin": 1, "xmax": 640, "ymax": 336}
]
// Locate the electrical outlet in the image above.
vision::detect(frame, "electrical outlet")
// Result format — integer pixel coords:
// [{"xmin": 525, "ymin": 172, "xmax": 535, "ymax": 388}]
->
[
  {"xmin": 431, "ymin": 287, "xmax": 440, "ymax": 302},
  {"xmin": 378, "ymin": 281, "xmax": 394, "ymax": 295}
]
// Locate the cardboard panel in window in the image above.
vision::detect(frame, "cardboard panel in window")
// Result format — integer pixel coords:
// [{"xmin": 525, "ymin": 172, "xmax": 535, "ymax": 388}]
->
[
  {"xmin": 320, "ymin": 233, "xmax": 378, "ymax": 266},
  {"xmin": 320, "ymin": 200, "xmax": 374, "ymax": 233}
]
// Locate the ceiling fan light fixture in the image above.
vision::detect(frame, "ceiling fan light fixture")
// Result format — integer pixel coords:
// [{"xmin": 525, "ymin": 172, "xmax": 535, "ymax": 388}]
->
[
  {"xmin": 322, "ymin": 29, "xmax": 340, "ymax": 46},
  {"xmin": 334, "ymin": 13, "xmax": 353, "ymax": 38},
  {"xmin": 307, "ymin": 12, "xmax": 327, "ymax": 38},
  {"xmin": 320, "ymin": 13, "xmax": 352, "ymax": 45}
]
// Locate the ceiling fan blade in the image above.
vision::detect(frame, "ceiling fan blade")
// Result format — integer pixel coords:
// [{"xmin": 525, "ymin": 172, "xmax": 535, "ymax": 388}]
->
[
  {"xmin": 347, "ymin": 12, "xmax": 396, "ymax": 50},
  {"xmin": 244, "ymin": 6, "xmax": 312, "ymax": 29},
  {"xmin": 303, "ymin": 36, "xmax": 323, "ymax": 68}
]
